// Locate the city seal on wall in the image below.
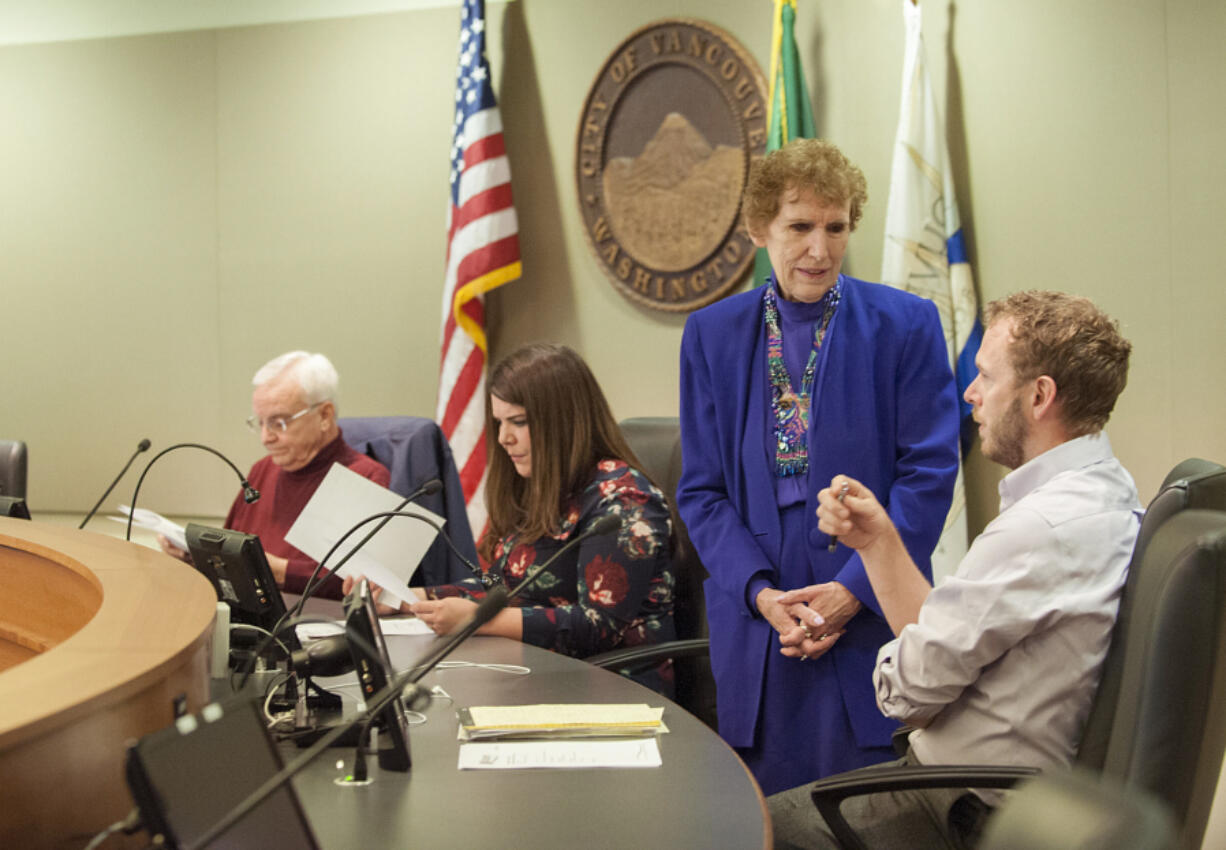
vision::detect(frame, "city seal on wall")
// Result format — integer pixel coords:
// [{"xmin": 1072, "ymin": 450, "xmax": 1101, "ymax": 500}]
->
[{"xmin": 575, "ymin": 19, "xmax": 768, "ymax": 312}]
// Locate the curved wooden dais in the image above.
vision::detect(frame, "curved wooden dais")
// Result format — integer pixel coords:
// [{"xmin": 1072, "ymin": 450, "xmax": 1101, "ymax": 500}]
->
[{"xmin": 0, "ymin": 517, "xmax": 216, "ymax": 848}]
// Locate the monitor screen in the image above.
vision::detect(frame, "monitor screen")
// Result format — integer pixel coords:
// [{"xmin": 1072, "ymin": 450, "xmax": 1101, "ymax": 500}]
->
[
  {"xmin": 343, "ymin": 579, "xmax": 411, "ymax": 772},
  {"xmin": 184, "ymin": 523, "xmax": 298, "ymax": 652},
  {"xmin": 125, "ymin": 696, "xmax": 319, "ymax": 850}
]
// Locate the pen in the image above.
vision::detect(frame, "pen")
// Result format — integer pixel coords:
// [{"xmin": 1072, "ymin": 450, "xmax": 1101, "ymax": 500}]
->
[{"xmin": 827, "ymin": 480, "xmax": 850, "ymax": 553}]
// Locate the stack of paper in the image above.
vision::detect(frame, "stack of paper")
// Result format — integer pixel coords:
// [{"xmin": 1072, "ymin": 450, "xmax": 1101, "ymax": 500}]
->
[
  {"xmin": 457, "ymin": 703, "xmax": 665, "ymax": 741},
  {"xmin": 456, "ymin": 704, "xmax": 666, "ymax": 770}
]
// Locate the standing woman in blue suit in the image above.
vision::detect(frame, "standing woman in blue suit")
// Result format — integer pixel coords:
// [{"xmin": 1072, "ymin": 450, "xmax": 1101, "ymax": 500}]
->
[{"xmin": 677, "ymin": 138, "xmax": 960, "ymax": 794}]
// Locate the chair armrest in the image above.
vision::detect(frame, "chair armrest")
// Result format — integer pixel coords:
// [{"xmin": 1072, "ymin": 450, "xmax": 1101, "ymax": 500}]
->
[
  {"xmin": 810, "ymin": 764, "xmax": 1040, "ymax": 850},
  {"xmin": 587, "ymin": 638, "xmax": 710, "ymax": 669}
]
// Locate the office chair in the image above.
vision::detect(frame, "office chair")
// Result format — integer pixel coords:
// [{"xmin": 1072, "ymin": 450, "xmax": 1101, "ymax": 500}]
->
[
  {"xmin": 587, "ymin": 417, "xmax": 718, "ymax": 731},
  {"xmin": 1076, "ymin": 457, "xmax": 1226, "ymax": 768},
  {"xmin": 0, "ymin": 497, "xmax": 31, "ymax": 519},
  {"xmin": 338, "ymin": 416, "xmax": 477, "ymax": 587},
  {"xmin": 979, "ymin": 769, "xmax": 1176, "ymax": 850},
  {"xmin": 808, "ymin": 460, "xmax": 1226, "ymax": 850},
  {"xmin": 0, "ymin": 439, "xmax": 28, "ymax": 500}
]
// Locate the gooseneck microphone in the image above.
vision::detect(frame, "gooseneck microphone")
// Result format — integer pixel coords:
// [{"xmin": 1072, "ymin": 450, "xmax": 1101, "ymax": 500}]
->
[
  {"xmin": 506, "ymin": 513, "xmax": 622, "ymax": 602},
  {"xmin": 193, "ymin": 588, "xmax": 509, "ymax": 849},
  {"xmin": 290, "ymin": 478, "xmax": 443, "ymax": 618},
  {"xmin": 79, "ymin": 438, "xmax": 152, "ymax": 529},
  {"xmin": 124, "ymin": 443, "xmax": 260, "ymax": 542},
  {"xmin": 374, "ymin": 509, "xmax": 486, "ymax": 583}
]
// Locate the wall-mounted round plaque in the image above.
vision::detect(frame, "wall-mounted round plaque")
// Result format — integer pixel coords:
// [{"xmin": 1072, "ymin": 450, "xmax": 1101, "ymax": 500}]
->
[{"xmin": 576, "ymin": 19, "xmax": 768, "ymax": 312}]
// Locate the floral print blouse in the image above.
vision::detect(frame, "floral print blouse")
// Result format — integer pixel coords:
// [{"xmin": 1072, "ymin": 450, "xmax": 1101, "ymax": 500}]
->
[{"xmin": 430, "ymin": 460, "xmax": 676, "ymax": 658}]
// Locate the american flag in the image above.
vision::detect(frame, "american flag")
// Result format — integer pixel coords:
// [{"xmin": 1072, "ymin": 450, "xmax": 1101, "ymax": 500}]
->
[{"xmin": 437, "ymin": 0, "xmax": 521, "ymax": 539}]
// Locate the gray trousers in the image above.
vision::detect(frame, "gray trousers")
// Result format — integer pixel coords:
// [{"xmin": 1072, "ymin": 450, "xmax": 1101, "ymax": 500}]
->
[{"xmin": 767, "ymin": 751, "xmax": 990, "ymax": 850}]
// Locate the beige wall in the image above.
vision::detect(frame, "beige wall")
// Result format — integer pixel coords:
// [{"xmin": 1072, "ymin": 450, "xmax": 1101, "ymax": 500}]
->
[{"xmin": 3, "ymin": 0, "xmax": 1224, "ymax": 532}]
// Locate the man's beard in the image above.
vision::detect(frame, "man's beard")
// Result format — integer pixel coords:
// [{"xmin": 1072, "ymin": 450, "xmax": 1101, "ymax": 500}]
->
[{"xmin": 984, "ymin": 396, "xmax": 1027, "ymax": 470}]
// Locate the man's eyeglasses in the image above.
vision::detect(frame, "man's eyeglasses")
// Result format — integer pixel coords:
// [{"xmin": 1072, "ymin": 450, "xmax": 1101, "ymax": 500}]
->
[{"xmin": 246, "ymin": 402, "xmax": 323, "ymax": 434}]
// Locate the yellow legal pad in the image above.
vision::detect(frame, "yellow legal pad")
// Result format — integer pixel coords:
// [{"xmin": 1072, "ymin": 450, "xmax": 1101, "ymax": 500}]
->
[{"xmin": 457, "ymin": 703, "xmax": 666, "ymax": 741}]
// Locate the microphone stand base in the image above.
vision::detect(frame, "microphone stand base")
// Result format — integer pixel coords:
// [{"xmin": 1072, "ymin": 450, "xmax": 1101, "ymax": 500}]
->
[
  {"xmin": 289, "ymin": 718, "xmax": 366, "ymax": 749},
  {"xmin": 268, "ymin": 678, "xmax": 343, "ymax": 715},
  {"xmin": 333, "ymin": 776, "xmax": 373, "ymax": 787}
]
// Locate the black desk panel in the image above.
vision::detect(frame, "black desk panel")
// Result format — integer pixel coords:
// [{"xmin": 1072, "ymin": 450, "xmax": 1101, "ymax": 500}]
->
[{"xmin": 296, "ymin": 633, "xmax": 770, "ymax": 849}]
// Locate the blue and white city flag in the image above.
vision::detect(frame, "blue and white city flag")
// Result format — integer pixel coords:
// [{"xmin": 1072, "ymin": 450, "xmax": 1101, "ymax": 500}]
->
[{"xmin": 881, "ymin": 0, "xmax": 982, "ymax": 581}]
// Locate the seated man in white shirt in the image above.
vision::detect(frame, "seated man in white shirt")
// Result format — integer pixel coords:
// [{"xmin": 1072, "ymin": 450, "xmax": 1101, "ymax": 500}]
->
[{"xmin": 769, "ymin": 290, "xmax": 1141, "ymax": 850}]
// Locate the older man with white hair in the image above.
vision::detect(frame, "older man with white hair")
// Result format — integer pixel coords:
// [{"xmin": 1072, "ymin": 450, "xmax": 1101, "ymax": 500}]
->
[{"xmin": 161, "ymin": 351, "xmax": 389, "ymax": 598}]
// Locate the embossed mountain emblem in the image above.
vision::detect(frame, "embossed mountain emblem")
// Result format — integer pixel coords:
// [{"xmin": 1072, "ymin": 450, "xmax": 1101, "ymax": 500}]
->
[{"xmin": 576, "ymin": 19, "xmax": 768, "ymax": 312}]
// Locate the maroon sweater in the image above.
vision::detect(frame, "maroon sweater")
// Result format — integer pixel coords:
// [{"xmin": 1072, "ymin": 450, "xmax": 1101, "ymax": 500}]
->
[{"xmin": 224, "ymin": 430, "xmax": 390, "ymax": 598}]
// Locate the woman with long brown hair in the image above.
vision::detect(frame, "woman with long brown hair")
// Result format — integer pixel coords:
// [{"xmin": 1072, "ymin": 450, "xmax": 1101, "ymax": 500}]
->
[{"xmin": 406, "ymin": 343, "xmax": 676, "ymax": 660}]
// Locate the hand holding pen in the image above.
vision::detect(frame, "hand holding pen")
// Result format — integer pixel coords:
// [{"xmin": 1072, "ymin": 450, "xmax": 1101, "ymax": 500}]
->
[
  {"xmin": 826, "ymin": 480, "xmax": 850, "ymax": 552},
  {"xmin": 817, "ymin": 475, "xmax": 893, "ymax": 554}
]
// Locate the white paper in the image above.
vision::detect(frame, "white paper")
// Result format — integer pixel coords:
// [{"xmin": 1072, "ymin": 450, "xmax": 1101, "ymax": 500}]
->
[
  {"xmin": 283, "ymin": 464, "xmax": 442, "ymax": 606},
  {"xmin": 110, "ymin": 505, "xmax": 187, "ymax": 550},
  {"xmin": 374, "ymin": 617, "xmax": 436, "ymax": 636},
  {"xmin": 457, "ymin": 739, "xmax": 662, "ymax": 770},
  {"xmin": 295, "ymin": 621, "xmax": 346, "ymax": 640},
  {"xmin": 295, "ymin": 616, "xmax": 433, "ymax": 642}
]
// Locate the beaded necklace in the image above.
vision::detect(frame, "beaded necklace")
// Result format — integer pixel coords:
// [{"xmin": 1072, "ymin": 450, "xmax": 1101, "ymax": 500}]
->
[{"xmin": 763, "ymin": 279, "xmax": 842, "ymax": 477}]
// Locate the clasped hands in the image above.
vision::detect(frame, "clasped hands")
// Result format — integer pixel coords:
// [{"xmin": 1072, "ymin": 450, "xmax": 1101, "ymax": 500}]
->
[
  {"xmin": 757, "ymin": 581, "xmax": 860, "ymax": 661},
  {"xmin": 755, "ymin": 474, "xmax": 893, "ymax": 660}
]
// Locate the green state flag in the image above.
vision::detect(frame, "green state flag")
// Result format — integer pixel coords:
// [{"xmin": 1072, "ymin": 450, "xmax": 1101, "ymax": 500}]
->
[{"xmin": 753, "ymin": 0, "xmax": 817, "ymax": 287}]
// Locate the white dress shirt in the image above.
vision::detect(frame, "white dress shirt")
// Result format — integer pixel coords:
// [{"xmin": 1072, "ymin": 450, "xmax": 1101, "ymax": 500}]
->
[{"xmin": 874, "ymin": 433, "xmax": 1142, "ymax": 785}]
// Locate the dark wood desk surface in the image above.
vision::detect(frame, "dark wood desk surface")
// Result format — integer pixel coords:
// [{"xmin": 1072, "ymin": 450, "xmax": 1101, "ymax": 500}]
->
[{"xmin": 289, "ymin": 631, "xmax": 771, "ymax": 849}]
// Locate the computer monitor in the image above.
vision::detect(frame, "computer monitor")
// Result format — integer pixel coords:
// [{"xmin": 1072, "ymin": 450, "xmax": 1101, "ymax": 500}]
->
[
  {"xmin": 344, "ymin": 578, "xmax": 412, "ymax": 772},
  {"xmin": 125, "ymin": 696, "xmax": 319, "ymax": 849},
  {"xmin": 0, "ymin": 496, "xmax": 30, "ymax": 520},
  {"xmin": 184, "ymin": 523, "xmax": 299, "ymax": 653}
]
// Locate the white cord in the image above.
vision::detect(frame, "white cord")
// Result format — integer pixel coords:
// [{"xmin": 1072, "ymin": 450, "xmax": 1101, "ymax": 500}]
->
[
  {"xmin": 262, "ymin": 672, "xmax": 294, "ymax": 729},
  {"xmin": 83, "ymin": 809, "xmax": 139, "ymax": 850},
  {"xmin": 434, "ymin": 661, "xmax": 531, "ymax": 675}
]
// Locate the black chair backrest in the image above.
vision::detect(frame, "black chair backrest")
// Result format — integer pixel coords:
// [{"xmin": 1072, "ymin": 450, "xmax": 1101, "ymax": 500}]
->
[
  {"xmin": 619, "ymin": 416, "xmax": 717, "ymax": 730},
  {"xmin": 618, "ymin": 416, "xmax": 708, "ymax": 642},
  {"xmin": 1089, "ymin": 510, "xmax": 1226, "ymax": 848},
  {"xmin": 1077, "ymin": 459, "xmax": 1226, "ymax": 770},
  {"xmin": 0, "ymin": 440, "xmax": 27, "ymax": 500}
]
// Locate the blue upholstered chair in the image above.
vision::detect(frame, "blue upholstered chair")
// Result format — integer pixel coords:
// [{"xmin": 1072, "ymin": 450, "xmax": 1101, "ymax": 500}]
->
[{"xmin": 338, "ymin": 417, "xmax": 478, "ymax": 588}]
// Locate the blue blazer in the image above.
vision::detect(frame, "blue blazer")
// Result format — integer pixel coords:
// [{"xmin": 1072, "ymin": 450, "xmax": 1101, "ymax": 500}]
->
[{"xmin": 677, "ymin": 277, "xmax": 959, "ymax": 749}]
